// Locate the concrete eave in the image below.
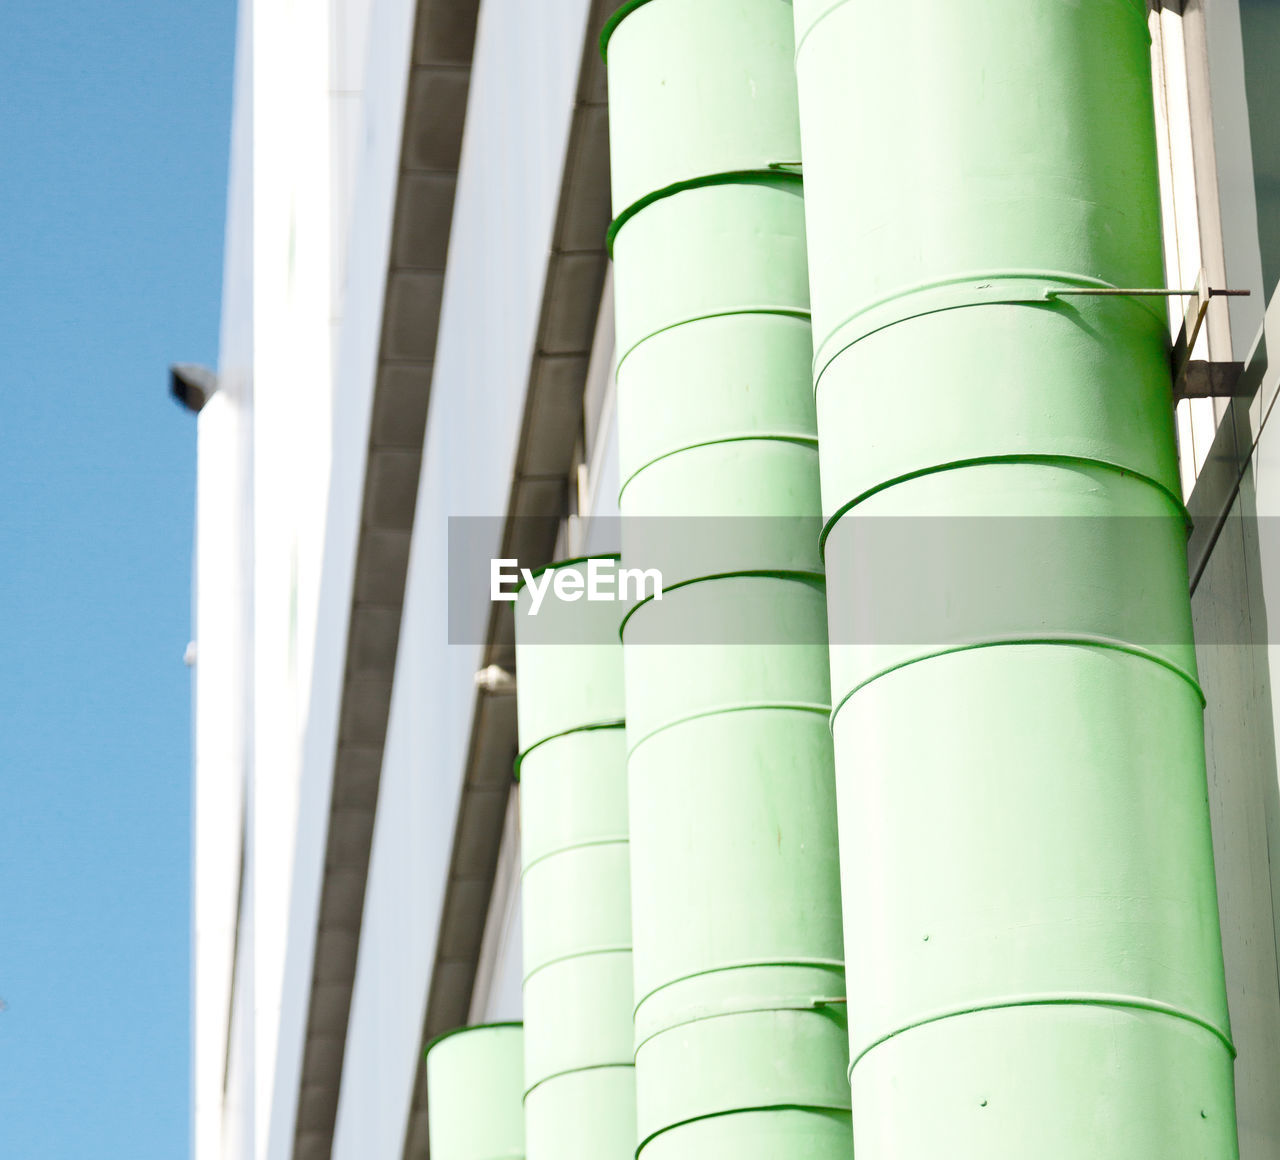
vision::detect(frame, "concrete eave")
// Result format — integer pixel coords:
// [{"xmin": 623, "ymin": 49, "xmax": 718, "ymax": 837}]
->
[
  {"xmin": 398, "ymin": 3, "xmax": 614, "ymax": 1157},
  {"xmin": 291, "ymin": 4, "xmax": 483, "ymax": 1157}
]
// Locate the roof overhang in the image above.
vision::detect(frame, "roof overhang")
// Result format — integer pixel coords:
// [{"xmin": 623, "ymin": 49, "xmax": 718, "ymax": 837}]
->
[
  {"xmin": 291, "ymin": 4, "xmax": 484, "ymax": 1156},
  {"xmin": 399, "ymin": 3, "xmax": 614, "ymax": 1154}
]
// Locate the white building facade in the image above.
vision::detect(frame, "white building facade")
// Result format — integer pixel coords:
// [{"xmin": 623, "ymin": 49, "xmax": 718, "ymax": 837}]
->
[{"xmin": 189, "ymin": 2, "xmax": 1280, "ymax": 1158}]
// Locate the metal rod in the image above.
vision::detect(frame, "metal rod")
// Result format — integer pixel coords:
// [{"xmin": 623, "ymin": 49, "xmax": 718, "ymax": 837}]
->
[{"xmin": 1046, "ymin": 287, "xmax": 1250, "ymax": 297}]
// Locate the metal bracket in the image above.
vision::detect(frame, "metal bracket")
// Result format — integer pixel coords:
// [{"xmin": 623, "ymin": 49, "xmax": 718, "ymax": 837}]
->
[
  {"xmin": 1170, "ymin": 272, "xmax": 1251, "ymax": 401},
  {"xmin": 1174, "ymin": 359, "xmax": 1248, "ymax": 401},
  {"xmin": 1045, "ymin": 271, "xmax": 1250, "ymax": 403}
]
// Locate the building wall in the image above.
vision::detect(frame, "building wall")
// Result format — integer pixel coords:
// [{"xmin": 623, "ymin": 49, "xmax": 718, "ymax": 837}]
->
[
  {"xmin": 1190, "ymin": 328, "xmax": 1280, "ymax": 1159},
  {"xmin": 198, "ymin": 0, "xmax": 373, "ymax": 1156},
  {"xmin": 249, "ymin": 0, "xmax": 335, "ymax": 1149},
  {"xmin": 195, "ymin": 1, "xmax": 254, "ymax": 1156},
  {"xmin": 1175, "ymin": 7, "xmax": 1280, "ymax": 1148},
  {"xmin": 196, "ymin": 2, "xmax": 1280, "ymax": 1158},
  {"xmin": 262, "ymin": 0, "xmax": 411, "ymax": 1150}
]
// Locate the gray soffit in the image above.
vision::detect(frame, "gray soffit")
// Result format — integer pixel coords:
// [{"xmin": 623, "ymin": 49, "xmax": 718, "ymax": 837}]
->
[
  {"xmin": 291, "ymin": 4, "xmax": 483, "ymax": 1158},
  {"xmin": 398, "ymin": 4, "xmax": 614, "ymax": 1158}
]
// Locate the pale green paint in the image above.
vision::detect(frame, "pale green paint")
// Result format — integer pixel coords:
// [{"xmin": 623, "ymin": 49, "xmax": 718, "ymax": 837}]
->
[
  {"xmin": 606, "ymin": 0, "xmax": 852, "ymax": 1154},
  {"xmin": 513, "ymin": 557, "xmax": 627, "ymax": 753},
  {"xmin": 524, "ymin": 1069, "xmax": 638, "ymax": 1160},
  {"xmin": 603, "ymin": 0, "xmax": 802, "ymax": 215},
  {"xmin": 611, "ymin": 178, "xmax": 809, "ymax": 370},
  {"xmin": 425, "ymin": 1024, "xmax": 525, "ymax": 1160},
  {"xmin": 620, "ymin": 575, "xmax": 831, "ymax": 748},
  {"xmin": 793, "ymin": 0, "xmax": 1238, "ymax": 1155},
  {"xmin": 851, "ymin": 1006, "xmax": 1235, "ymax": 1158},
  {"xmin": 515, "ymin": 564, "xmax": 636, "ymax": 1159},
  {"xmin": 615, "ymin": 313, "xmax": 815, "ymax": 491}
]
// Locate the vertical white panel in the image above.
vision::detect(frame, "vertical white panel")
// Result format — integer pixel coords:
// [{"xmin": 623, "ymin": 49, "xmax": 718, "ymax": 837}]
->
[
  {"xmin": 469, "ymin": 790, "xmax": 525, "ymax": 1024},
  {"xmin": 260, "ymin": 0, "xmax": 419, "ymax": 1152},
  {"xmin": 194, "ymin": 390, "xmax": 252, "ymax": 1160},
  {"xmin": 1193, "ymin": 0, "xmax": 1266, "ymax": 353},
  {"xmin": 195, "ymin": 2, "xmax": 255, "ymax": 1158},
  {"xmin": 248, "ymin": 0, "xmax": 334, "ymax": 1153}
]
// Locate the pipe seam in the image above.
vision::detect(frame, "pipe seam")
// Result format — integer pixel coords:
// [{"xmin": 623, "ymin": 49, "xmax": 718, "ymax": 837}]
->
[
  {"xmin": 634, "ymin": 995, "xmax": 848, "ymax": 1055},
  {"xmin": 520, "ymin": 836, "xmax": 630, "ymax": 878},
  {"xmin": 617, "ymin": 433, "xmax": 819, "ymax": 502},
  {"xmin": 625, "ymin": 700, "xmax": 831, "ymax": 757},
  {"xmin": 846, "ymin": 994, "xmax": 1237, "ymax": 1082},
  {"xmin": 608, "ymin": 168, "xmax": 803, "ymax": 256},
  {"xmin": 810, "ymin": 270, "xmax": 1170, "ymax": 394},
  {"xmin": 523, "ymin": 1061, "xmax": 636, "ymax": 1102},
  {"xmin": 637, "ymin": 1102, "xmax": 853, "ymax": 1156},
  {"xmin": 828, "ymin": 637, "xmax": 1206, "ymax": 732},
  {"xmin": 615, "ymin": 305, "xmax": 811, "ymax": 377},
  {"xmin": 522, "ymin": 944, "xmax": 634, "ymax": 987},
  {"xmin": 619, "ymin": 570, "xmax": 827, "ymax": 637},
  {"xmin": 632, "ymin": 957, "xmax": 847, "ymax": 1021},
  {"xmin": 423, "ymin": 1020, "xmax": 524, "ymax": 1055},
  {"xmin": 513, "ymin": 720, "xmax": 626, "ymax": 780},
  {"xmin": 817, "ymin": 453, "xmax": 1189, "ymax": 556},
  {"xmin": 792, "ymin": 0, "xmax": 1149, "ymax": 65}
]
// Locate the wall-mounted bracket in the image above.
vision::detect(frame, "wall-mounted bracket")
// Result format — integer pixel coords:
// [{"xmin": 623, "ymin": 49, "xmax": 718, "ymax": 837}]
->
[
  {"xmin": 1175, "ymin": 359, "xmax": 1248, "ymax": 400},
  {"xmin": 1170, "ymin": 272, "xmax": 1251, "ymax": 401},
  {"xmin": 1045, "ymin": 271, "xmax": 1250, "ymax": 403}
]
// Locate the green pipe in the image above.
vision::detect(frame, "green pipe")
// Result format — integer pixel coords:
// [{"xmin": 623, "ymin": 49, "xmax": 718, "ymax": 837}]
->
[
  {"xmin": 603, "ymin": 0, "xmax": 804, "ymax": 215},
  {"xmin": 613, "ymin": 180, "xmax": 823, "ymax": 589},
  {"xmin": 514, "ymin": 557, "xmax": 627, "ymax": 750},
  {"xmin": 605, "ymin": 2, "xmax": 852, "ymax": 1156},
  {"xmin": 792, "ymin": 0, "xmax": 1238, "ymax": 1156},
  {"xmin": 515, "ymin": 561, "xmax": 636, "ymax": 1160},
  {"xmin": 425, "ymin": 1024, "xmax": 525, "ymax": 1160}
]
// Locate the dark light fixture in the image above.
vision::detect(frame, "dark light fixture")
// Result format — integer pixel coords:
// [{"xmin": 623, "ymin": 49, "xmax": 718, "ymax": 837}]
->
[{"xmin": 170, "ymin": 363, "xmax": 219, "ymax": 413}]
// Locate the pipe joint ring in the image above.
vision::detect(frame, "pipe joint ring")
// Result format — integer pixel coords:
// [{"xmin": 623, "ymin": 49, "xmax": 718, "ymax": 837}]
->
[
  {"xmin": 522, "ymin": 1061, "xmax": 635, "ymax": 1103},
  {"xmin": 624, "ymin": 700, "xmax": 831, "ymax": 757},
  {"xmin": 827, "ymin": 634, "xmax": 1206, "ymax": 729},
  {"xmin": 513, "ymin": 720, "xmax": 626, "ymax": 781},
  {"xmin": 617, "ymin": 433, "xmax": 820, "ymax": 502},
  {"xmin": 520, "ymin": 836, "xmax": 630, "ymax": 878},
  {"xmin": 847, "ymin": 993, "xmax": 1237, "ymax": 1080},
  {"xmin": 615, "ymin": 305, "xmax": 810, "ymax": 377},
  {"xmin": 522, "ymin": 944, "xmax": 634, "ymax": 986},
  {"xmin": 811, "ymin": 271, "xmax": 1170, "ymax": 396}
]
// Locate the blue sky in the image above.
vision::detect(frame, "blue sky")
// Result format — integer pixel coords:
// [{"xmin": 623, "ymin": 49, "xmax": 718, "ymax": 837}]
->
[{"xmin": 0, "ymin": 2, "xmax": 235, "ymax": 1155}]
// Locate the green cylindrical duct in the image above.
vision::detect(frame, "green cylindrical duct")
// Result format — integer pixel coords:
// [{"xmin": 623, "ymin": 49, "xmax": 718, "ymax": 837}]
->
[
  {"xmin": 605, "ymin": 1, "xmax": 852, "ymax": 1156},
  {"xmin": 425, "ymin": 1024, "xmax": 525, "ymax": 1160},
  {"xmin": 515, "ymin": 560, "xmax": 636, "ymax": 1160},
  {"xmin": 793, "ymin": 0, "xmax": 1238, "ymax": 1156}
]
